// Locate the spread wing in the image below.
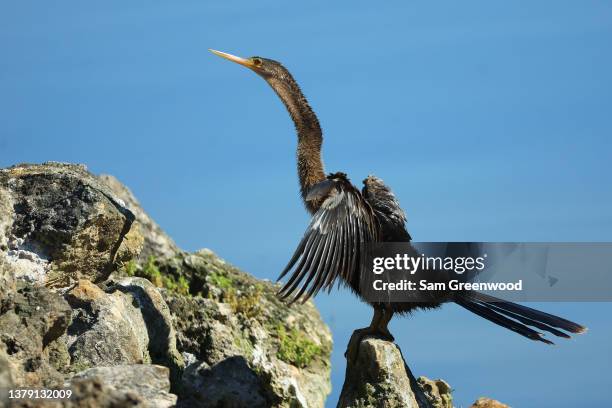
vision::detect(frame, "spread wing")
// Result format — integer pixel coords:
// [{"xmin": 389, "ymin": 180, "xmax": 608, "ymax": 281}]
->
[{"xmin": 277, "ymin": 173, "xmax": 380, "ymax": 303}]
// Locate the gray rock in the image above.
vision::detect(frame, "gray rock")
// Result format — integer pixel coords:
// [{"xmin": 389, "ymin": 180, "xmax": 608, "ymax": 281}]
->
[
  {"xmin": 0, "ymin": 253, "xmax": 15, "ymax": 314},
  {"xmin": 336, "ymin": 336, "xmax": 507, "ymax": 408},
  {"xmin": 0, "ymin": 345, "xmax": 13, "ymax": 407},
  {"xmin": 63, "ymin": 376, "xmax": 145, "ymax": 407},
  {"xmin": 64, "ymin": 278, "xmax": 184, "ymax": 382},
  {"xmin": 71, "ymin": 364, "xmax": 177, "ymax": 408},
  {"xmin": 112, "ymin": 277, "xmax": 185, "ymax": 389},
  {"xmin": 5, "ymin": 377, "xmax": 146, "ymax": 408},
  {"xmin": 0, "ymin": 188, "xmax": 16, "ymax": 314},
  {"xmin": 337, "ymin": 336, "xmax": 436, "ymax": 408},
  {"xmin": 158, "ymin": 250, "xmax": 332, "ymax": 408},
  {"xmin": 98, "ymin": 174, "xmax": 179, "ymax": 260},
  {"xmin": 181, "ymin": 356, "xmax": 268, "ymax": 407},
  {"xmin": 0, "ymin": 162, "xmax": 143, "ymax": 286},
  {"xmin": 65, "ymin": 279, "xmax": 151, "ymax": 369},
  {"xmin": 0, "ymin": 283, "xmax": 72, "ymax": 389}
]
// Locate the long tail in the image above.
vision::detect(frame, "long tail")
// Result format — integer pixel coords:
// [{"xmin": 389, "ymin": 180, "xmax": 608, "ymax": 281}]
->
[{"xmin": 455, "ymin": 292, "xmax": 587, "ymax": 344}]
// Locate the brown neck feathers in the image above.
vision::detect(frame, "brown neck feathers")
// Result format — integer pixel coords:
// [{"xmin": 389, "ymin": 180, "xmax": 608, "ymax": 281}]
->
[{"xmin": 266, "ymin": 75, "xmax": 326, "ymax": 214}]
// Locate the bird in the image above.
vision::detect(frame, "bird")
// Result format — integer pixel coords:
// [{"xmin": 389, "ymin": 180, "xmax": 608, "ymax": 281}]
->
[{"xmin": 210, "ymin": 49, "xmax": 586, "ymax": 357}]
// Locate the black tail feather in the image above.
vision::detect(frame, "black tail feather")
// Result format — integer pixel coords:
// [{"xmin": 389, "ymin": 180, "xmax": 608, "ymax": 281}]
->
[
  {"xmin": 466, "ymin": 292, "xmax": 587, "ymax": 334},
  {"xmin": 483, "ymin": 301, "xmax": 571, "ymax": 339},
  {"xmin": 456, "ymin": 292, "xmax": 587, "ymax": 344},
  {"xmin": 455, "ymin": 297, "xmax": 554, "ymax": 344}
]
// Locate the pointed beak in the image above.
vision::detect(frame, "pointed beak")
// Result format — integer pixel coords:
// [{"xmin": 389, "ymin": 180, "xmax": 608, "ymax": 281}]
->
[{"xmin": 209, "ymin": 49, "xmax": 256, "ymax": 69}]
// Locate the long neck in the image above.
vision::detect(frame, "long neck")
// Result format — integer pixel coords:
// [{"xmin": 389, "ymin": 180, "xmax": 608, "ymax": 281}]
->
[{"xmin": 266, "ymin": 75, "xmax": 326, "ymax": 214}]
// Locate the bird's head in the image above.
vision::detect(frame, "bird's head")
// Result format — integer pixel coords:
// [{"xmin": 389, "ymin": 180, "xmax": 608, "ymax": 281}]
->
[
  {"xmin": 210, "ymin": 49, "xmax": 318, "ymax": 137},
  {"xmin": 209, "ymin": 49, "xmax": 288, "ymax": 80}
]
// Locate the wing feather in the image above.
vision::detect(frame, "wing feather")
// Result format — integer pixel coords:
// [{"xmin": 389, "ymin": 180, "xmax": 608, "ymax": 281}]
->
[{"xmin": 277, "ymin": 173, "xmax": 380, "ymax": 302}]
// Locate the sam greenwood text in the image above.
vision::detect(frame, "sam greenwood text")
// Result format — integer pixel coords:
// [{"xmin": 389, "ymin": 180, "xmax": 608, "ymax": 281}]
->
[{"xmin": 373, "ymin": 279, "xmax": 523, "ymax": 292}]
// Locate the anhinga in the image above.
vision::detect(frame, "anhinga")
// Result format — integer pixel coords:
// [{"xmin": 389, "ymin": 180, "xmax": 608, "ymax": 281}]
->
[{"xmin": 210, "ymin": 49, "xmax": 586, "ymax": 356}]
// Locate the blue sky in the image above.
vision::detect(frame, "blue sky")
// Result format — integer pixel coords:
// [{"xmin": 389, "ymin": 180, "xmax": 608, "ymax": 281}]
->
[{"xmin": 1, "ymin": 2, "xmax": 611, "ymax": 406}]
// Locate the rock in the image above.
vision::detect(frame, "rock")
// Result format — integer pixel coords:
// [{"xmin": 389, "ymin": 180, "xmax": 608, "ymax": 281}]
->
[
  {"xmin": 112, "ymin": 277, "xmax": 185, "ymax": 389},
  {"xmin": 0, "ymin": 253, "xmax": 15, "ymax": 314},
  {"xmin": 0, "ymin": 185, "xmax": 12, "ymax": 253},
  {"xmin": 0, "ymin": 188, "xmax": 16, "ymax": 313},
  {"xmin": 337, "ymin": 336, "xmax": 430, "ymax": 408},
  {"xmin": 155, "ymin": 250, "xmax": 332, "ymax": 408},
  {"xmin": 418, "ymin": 377, "xmax": 453, "ymax": 408},
  {"xmin": 71, "ymin": 364, "xmax": 177, "ymax": 408},
  {"xmin": 181, "ymin": 355, "xmax": 268, "ymax": 407},
  {"xmin": 65, "ymin": 279, "xmax": 151, "ymax": 369},
  {"xmin": 337, "ymin": 335, "xmax": 510, "ymax": 408},
  {"xmin": 98, "ymin": 174, "xmax": 179, "ymax": 260},
  {"xmin": 0, "ymin": 345, "xmax": 13, "ymax": 407},
  {"xmin": 0, "ymin": 283, "xmax": 72, "ymax": 389},
  {"xmin": 0, "ymin": 162, "xmax": 143, "ymax": 286},
  {"xmin": 470, "ymin": 397, "xmax": 510, "ymax": 408},
  {"xmin": 0, "ymin": 163, "xmax": 336, "ymax": 408},
  {"xmin": 64, "ymin": 278, "xmax": 184, "ymax": 386},
  {"xmin": 5, "ymin": 376, "xmax": 146, "ymax": 408},
  {"xmin": 63, "ymin": 376, "xmax": 145, "ymax": 407}
]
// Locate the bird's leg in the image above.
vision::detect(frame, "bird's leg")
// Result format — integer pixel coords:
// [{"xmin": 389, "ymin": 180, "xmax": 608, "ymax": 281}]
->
[
  {"xmin": 345, "ymin": 306, "xmax": 395, "ymax": 362},
  {"xmin": 379, "ymin": 305, "xmax": 395, "ymax": 341}
]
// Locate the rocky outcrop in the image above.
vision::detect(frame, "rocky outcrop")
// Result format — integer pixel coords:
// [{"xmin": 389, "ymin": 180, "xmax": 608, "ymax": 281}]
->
[
  {"xmin": 150, "ymin": 249, "xmax": 332, "ymax": 407},
  {"xmin": 0, "ymin": 162, "xmax": 332, "ymax": 408},
  {"xmin": 0, "ymin": 163, "xmax": 142, "ymax": 286},
  {"xmin": 338, "ymin": 337, "xmax": 438, "ymax": 408},
  {"xmin": 337, "ymin": 334, "xmax": 511, "ymax": 408}
]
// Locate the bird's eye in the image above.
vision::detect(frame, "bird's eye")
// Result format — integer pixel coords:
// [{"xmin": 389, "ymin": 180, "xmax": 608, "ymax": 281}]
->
[{"xmin": 252, "ymin": 58, "xmax": 262, "ymax": 67}]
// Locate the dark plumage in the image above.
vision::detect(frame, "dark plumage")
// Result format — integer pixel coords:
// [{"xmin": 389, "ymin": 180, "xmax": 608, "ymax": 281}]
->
[{"xmin": 211, "ymin": 49, "xmax": 586, "ymax": 354}]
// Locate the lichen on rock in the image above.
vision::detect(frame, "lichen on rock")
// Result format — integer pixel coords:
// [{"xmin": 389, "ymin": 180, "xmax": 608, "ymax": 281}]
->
[
  {"xmin": 337, "ymin": 337, "xmax": 428, "ymax": 408},
  {"xmin": 0, "ymin": 162, "xmax": 143, "ymax": 286},
  {"xmin": 147, "ymin": 249, "xmax": 333, "ymax": 407},
  {"xmin": 0, "ymin": 282, "xmax": 72, "ymax": 389}
]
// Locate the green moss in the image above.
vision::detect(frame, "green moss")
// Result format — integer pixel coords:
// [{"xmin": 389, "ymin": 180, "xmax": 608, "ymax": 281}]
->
[
  {"xmin": 226, "ymin": 286, "xmax": 262, "ymax": 319},
  {"xmin": 176, "ymin": 275, "xmax": 190, "ymax": 296},
  {"xmin": 69, "ymin": 359, "xmax": 92, "ymax": 374},
  {"xmin": 162, "ymin": 275, "xmax": 177, "ymax": 291},
  {"xmin": 275, "ymin": 324, "xmax": 323, "ymax": 368},
  {"xmin": 119, "ymin": 256, "xmax": 190, "ymax": 296},
  {"xmin": 209, "ymin": 271, "xmax": 233, "ymax": 290},
  {"xmin": 233, "ymin": 335, "xmax": 254, "ymax": 356},
  {"xmin": 142, "ymin": 255, "xmax": 163, "ymax": 287},
  {"xmin": 122, "ymin": 259, "xmax": 138, "ymax": 277}
]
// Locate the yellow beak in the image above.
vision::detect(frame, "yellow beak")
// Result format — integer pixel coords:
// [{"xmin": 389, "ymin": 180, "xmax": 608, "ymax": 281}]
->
[{"xmin": 209, "ymin": 49, "xmax": 256, "ymax": 69}]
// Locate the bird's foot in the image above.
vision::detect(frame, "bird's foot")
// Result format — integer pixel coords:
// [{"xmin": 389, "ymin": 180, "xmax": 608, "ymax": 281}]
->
[{"xmin": 344, "ymin": 326, "xmax": 395, "ymax": 363}]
